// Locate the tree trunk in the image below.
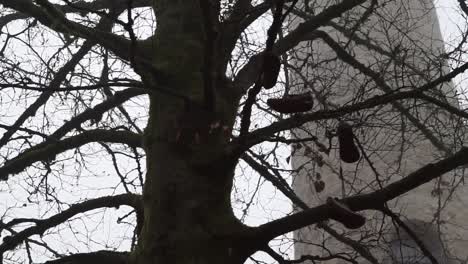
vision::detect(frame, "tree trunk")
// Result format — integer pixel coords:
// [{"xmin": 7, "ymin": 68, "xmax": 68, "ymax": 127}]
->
[
  {"xmin": 130, "ymin": 2, "xmax": 252, "ymax": 263},
  {"xmin": 130, "ymin": 90, "xmax": 253, "ymax": 263}
]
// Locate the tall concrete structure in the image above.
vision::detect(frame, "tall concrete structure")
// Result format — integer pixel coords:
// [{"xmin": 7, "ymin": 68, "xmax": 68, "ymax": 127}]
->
[{"xmin": 291, "ymin": 1, "xmax": 468, "ymax": 263}]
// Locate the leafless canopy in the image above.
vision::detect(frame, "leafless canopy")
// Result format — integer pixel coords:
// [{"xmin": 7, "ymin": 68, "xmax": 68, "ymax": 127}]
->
[{"xmin": 0, "ymin": 0, "xmax": 468, "ymax": 264}]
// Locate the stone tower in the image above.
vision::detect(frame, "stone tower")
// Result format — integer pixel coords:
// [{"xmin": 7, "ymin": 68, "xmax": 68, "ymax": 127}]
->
[{"xmin": 290, "ymin": 1, "xmax": 468, "ymax": 263}]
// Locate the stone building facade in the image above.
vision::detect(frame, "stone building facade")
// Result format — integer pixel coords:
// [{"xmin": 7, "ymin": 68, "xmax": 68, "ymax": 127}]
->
[{"xmin": 291, "ymin": 1, "xmax": 468, "ymax": 263}]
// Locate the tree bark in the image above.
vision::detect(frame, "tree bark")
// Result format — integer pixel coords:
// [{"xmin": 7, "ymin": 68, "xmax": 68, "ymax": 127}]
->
[{"xmin": 130, "ymin": 1, "xmax": 252, "ymax": 263}]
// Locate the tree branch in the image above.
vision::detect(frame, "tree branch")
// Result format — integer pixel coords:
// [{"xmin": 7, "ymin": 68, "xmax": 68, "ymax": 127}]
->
[
  {"xmin": 231, "ymin": 56, "xmax": 468, "ymax": 153},
  {"xmin": 0, "ymin": 129, "xmax": 142, "ymax": 181},
  {"xmin": 314, "ymin": 30, "xmax": 453, "ymax": 155},
  {"xmin": 231, "ymin": 88, "xmax": 424, "ymax": 152},
  {"xmin": 233, "ymin": 0, "xmax": 367, "ymax": 93},
  {"xmin": 0, "ymin": 11, "xmax": 116, "ymax": 149},
  {"xmin": 43, "ymin": 250, "xmax": 129, "ymax": 264},
  {"xmin": 242, "ymin": 153, "xmax": 379, "ymax": 264},
  {"xmin": 0, "ymin": 194, "xmax": 142, "ymax": 254},
  {"xmin": 50, "ymin": 88, "xmax": 146, "ymax": 140},
  {"xmin": 252, "ymin": 146, "xmax": 468, "ymax": 242},
  {"xmin": 381, "ymin": 207, "xmax": 439, "ymax": 264},
  {"xmin": 0, "ymin": 0, "xmax": 152, "ymax": 30},
  {"xmin": 0, "ymin": 0, "xmax": 137, "ymax": 62}
]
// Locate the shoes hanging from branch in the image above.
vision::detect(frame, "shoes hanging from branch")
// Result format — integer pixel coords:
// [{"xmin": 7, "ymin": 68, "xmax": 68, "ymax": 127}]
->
[
  {"xmin": 261, "ymin": 52, "xmax": 281, "ymax": 89},
  {"xmin": 267, "ymin": 92, "xmax": 314, "ymax": 114},
  {"xmin": 337, "ymin": 122, "xmax": 360, "ymax": 163}
]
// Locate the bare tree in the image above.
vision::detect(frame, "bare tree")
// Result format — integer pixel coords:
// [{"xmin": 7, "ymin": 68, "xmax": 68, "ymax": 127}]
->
[{"xmin": 0, "ymin": 0, "xmax": 467, "ymax": 264}]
